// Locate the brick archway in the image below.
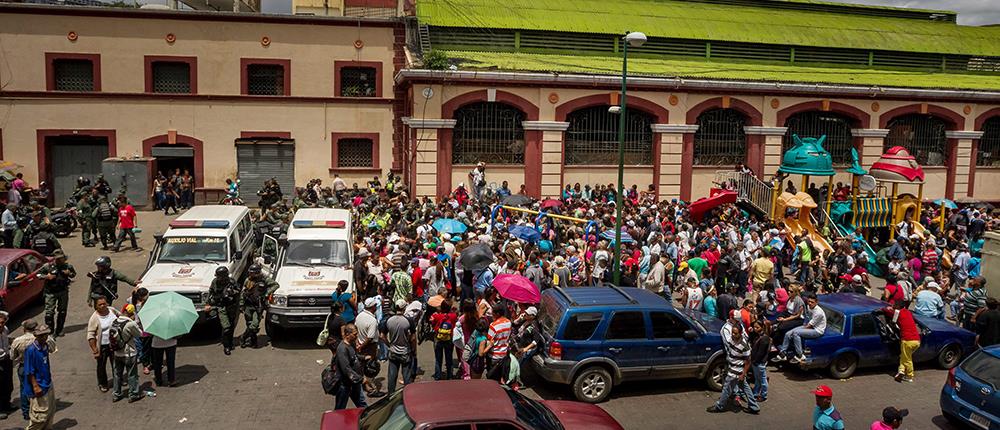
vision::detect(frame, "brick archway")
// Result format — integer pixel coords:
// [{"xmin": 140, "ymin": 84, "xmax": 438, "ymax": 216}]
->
[
  {"xmin": 683, "ymin": 97, "xmax": 764, "ymax": 201},
  {"xmin": 438, "ymin": 90, "xmax": 541, "ymax": 198},
  {"xmin": 879, "ymin": 104, "xmax": 965, "ymax": 198},
  {"xmin": 141, "ymin": 134, "xmax": 205, "ymax": 188},
  {"xmin": 555, "ymin": 94, "xmax": 669, "ymax": 123}
]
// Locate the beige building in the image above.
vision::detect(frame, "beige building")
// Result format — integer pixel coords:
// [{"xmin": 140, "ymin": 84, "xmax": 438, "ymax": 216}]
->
[{"xmin": 0, "ymin": 4, "xmax": 403, "ymax": 204}]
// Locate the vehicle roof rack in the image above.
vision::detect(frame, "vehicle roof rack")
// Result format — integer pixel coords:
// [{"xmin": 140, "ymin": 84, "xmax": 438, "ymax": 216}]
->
[
  {"xmin": 604, "ymin": 283, "xmax": 639, "ymax": 304},
  {"xmin": 552, "ymin": 287, "xmax": 577, "ymax": 306}
]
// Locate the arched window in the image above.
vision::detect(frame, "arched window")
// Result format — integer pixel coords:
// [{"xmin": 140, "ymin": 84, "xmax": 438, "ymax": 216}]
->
[
  {"xmin": 978, "ymin": 117, "xmax": 1000, "ymax": 167},
  {"xmin": 564, "ymin": 105, "xmax": 654, "ymax": 165},
  {"xmin": 452, "ymin": 102, "xmax": 525, "ymax": 165},
  {"xmin": 694, "ymin": 109, "xmax": 746, "ymax": 166},
  {"xmin": 885, "ymin": 114, "xmax": 948, "ymax": 166},
  {"xmin": 783, "ymin": 112, "xmax": 855, "ymax": 165}
]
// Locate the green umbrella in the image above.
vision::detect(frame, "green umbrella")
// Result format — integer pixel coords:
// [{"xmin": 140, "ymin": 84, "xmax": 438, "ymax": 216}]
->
[{"xmin": 137, "ymin": 291, "xmax": 199, "ymax": 339}]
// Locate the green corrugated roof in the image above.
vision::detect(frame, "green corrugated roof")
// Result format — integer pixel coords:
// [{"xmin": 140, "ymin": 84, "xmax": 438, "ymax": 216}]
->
[
  {"xmin": 417, "ymin": 0, "xmax": 1000, "ymax": 56},
  {"xmin": 442, "ymin": 50, "xmax": 1000, "ymax": 91}
]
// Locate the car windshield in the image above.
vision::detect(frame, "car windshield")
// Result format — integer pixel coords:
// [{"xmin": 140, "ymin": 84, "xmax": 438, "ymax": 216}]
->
[
  {"xmin": 283, "ymin": 240, "xmax": 350, "ymax": 267},
  {"xmin": 961, "ymin": 350, "xmax": 1000, "ymax": 389},
  {"xmin": 505, "ymin": 388, "xmax": 564, "ymax": 430},
  {"xmin": 158, "ymin": 237, "xmax": 227, "ymax": 262},
  {"xmin": 358, "ymin": 389, "xmax": 414, "ymax": 430}
]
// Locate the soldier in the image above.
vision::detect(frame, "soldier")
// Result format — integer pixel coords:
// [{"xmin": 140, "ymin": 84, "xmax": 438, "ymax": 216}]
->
[
  {"xmin": 77, "ymin": 191, "xmax": 96, "ymax": 247},
  {"xmin": 38, "ymin": 250, "xmax": 75, "ymax": 337},
  {"xmin": 238, "ymin": 264, "xmax": 279, "ymax": 349},
  {"xmin": 29, "ymin": 222, "xmax": 61, "ymax": 257},
  {"xmin": 86, "ymin": 256, "xmax": 136, "ymax": 306},
  {"xmin": 205, "ymin": 267, "xmax": 241, "ymax": 355},
  {"xmin": 93, "ymin": 196, "xmax": 117, "ymax": 250}
]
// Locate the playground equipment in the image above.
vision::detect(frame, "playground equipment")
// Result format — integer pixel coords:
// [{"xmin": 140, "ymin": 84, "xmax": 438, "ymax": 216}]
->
[
  {"xmin": 770, "ymin": 135, "xmax": 835, "ymax": 253},
  {"xmin": 866, "ymin": 146, "xmax": 927, "ymax": 241},
  {"xmin": 689, "ymin": 189, "xmax": 737, "ymax": 222},
  {"xmin": 489, "ymin": 204, "xmax": 599, "ymax": 240}
]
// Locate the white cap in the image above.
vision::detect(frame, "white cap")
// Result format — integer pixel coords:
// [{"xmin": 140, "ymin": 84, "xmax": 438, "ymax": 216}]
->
[
  {"xmin": 363, "ymin": 297, "xmax": 380, "ymax": 309},
  {"xmin": 926, "ymin": 281, "xmax": 941, "ymax": 290},
  {"xmin": 525, "ymin": 306, "xmax": 538, "ymax": 316}
]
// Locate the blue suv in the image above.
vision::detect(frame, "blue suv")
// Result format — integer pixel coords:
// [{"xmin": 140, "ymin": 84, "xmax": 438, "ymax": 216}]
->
[{"xmin": 532, "ymin": 286, "xmax": 726, "ymax": 403}]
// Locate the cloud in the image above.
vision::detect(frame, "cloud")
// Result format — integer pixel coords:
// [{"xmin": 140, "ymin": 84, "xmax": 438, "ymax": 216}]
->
[{"xmin": 821, "ymin": 0, "xmax": 1000, "ymax": 26}]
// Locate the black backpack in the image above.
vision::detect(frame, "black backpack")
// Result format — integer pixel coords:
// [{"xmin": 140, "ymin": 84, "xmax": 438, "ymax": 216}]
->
[
  {"xmin": 108, "ymin": 318, "xmax": 130, "ymax": 351},
  {"xmin": 97, "ymin": 203, "xmax": 115, "ymax": 221}
]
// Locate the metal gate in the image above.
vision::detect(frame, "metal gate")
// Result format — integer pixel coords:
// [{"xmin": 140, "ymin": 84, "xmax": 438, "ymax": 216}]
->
[
  {"xmin": 236, "ymin": 140, "xmax": 295, "ymax": 206},
  {"xmin": 50, "ymin": 138, "xmax": 109, "ymax": 205}
]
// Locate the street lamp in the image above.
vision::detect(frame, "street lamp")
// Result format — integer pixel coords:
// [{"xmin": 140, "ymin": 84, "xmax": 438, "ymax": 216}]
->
[{"xmin": 613, "ymin": 31, "xmax": 646, "ymax": 285}]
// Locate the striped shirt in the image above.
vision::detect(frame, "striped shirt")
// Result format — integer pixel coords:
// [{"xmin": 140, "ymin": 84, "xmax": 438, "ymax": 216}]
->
[
  {"xmin": 487, "ymin": 317, "xmax": 512, "ymax": 360},
  {"xmin": 921, "ymin": 248, "xmax": 938, "ymax": 273},
  {"xmin": 721, "ymin": 322, "xmax": 750, "ymax": 378}
]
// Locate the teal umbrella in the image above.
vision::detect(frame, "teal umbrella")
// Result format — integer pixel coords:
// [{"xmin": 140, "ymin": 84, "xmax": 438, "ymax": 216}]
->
[
  {"xmin": 137, "ymin": 291, "xmax": 199, "ymax": 339},
  {"xmin": 933, "ymin": 198, "xmax": 958, "ymax": 210},
  {"xmin": 432, "ymin": 218, "xmax": 468, "ymax": 235}
]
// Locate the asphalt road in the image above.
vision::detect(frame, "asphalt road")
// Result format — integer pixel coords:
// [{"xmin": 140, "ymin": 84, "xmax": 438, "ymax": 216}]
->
[{"xmin": 5, "ymin": 211, "xmax": 964, "ymax": 430}]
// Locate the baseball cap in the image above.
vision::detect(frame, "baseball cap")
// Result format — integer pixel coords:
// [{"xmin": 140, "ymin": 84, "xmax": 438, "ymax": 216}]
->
[
  {"xmin": 525, "ymin": 306, "xmax": 538, "ymax": 316},
  {"xmin": 926, "ymin": 281, "xmax": 941, "ymax": 290},
  {"xmin": 882, "ymin": 407, "xmax": 909, "ymax": 422},
  {"xmin": 811, "ymin": 385, "xmax": 833, "ymax": 397},
  {"xmin": 22, "ymin": 320, "xmax": 38, "ymax": 332},
  {"xmin": 363, "ymin": 297, "xmax": 380, "ymax": 309}
]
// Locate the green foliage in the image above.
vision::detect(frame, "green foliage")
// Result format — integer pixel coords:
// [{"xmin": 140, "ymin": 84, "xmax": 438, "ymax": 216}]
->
[
  {"xmin": 106, "ymin": 0, "xmax": 142, "ymax": 8},
  {"xmin": 422, "ymin": 50, "xmax": 451, "ymax": 70}
]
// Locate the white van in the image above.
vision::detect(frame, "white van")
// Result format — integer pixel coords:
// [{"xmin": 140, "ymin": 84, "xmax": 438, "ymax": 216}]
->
[
  {"xmin": 140, "ymin": 206, "xmax": 256, "ymax": 315},
  {"xmin": 260, "ymin": 208, "xmax": 353, "ymax": 335}
]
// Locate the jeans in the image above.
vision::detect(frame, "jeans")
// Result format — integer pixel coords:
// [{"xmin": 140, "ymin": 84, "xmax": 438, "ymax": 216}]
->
[
  {"xmin": 798, "ymin": 264, "xmax": 812, "ymax": 283},
  {"xmin": 151, "ymin": 345, "xmax": 176, "ymax": 385},
  {"xmin": 386, "ymin": 353, "xmax": 412, "ymax": 394},
  {"xmin": 96, "ymin": 345, "xmax": 113, "ymax": 389},
  {"xmin": 751, "ymin": 363, "xmax": 768, "ymax": 399},
  {"xmin": 899, "ymin": 340, "xmax": 921, "ymax": 379},
  {"xmin": 17, "ymin": 365, "xmax": 27, "ymax": 418},
  {"xmin": 433, "ymin": 341, "xmax": 454, "ymax": 380},
  {"xmin": 715, "ymin": 374, "xmax": 759, "ymax": 412},
  {"xmin": 113, "ymin": 227, "xmax": 137, "ymax": 251},
  {"xmin": 334, "ymin": 382, "xmax": 367, "ymax": 410},
  {"xmin": 112, "ymin": 355, "xmax": 139, "ymax": 399},
  {"xmin": 781, "ymin": 327, "xmax": 822, "ymax": 357}
]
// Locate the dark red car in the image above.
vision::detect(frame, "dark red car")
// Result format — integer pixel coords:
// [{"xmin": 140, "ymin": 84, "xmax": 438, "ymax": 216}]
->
[
  {"xmin": 321, "ymin": 379, "xmax": 624, "ymax": 430},
  {"xmin": 0, "ymin": 249, "xmax": 49, "ymax": 315}
]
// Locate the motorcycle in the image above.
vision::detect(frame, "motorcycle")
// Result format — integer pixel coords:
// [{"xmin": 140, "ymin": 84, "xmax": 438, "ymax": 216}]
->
[
  {"xmin": 220, "ymin": 196, "xmax": 245, "ymax": 205},
  {"xmin": 49, "ymin": 208, "xmax": 78, "ymax": 238}
]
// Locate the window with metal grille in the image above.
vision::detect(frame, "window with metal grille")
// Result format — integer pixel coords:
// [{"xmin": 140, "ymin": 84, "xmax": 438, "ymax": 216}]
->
[
  {"xmin": 885, "ymin": 114, "xmax": 949, "ymax": 166},
  {"xmin": 694, "ymin": 109, "xmax": 747, "ymax": 166},
  {"xmin": 52, "ymin": 59, "xmax": 95, "ymax": 91},
  {"xmin": 246, "ymin": 64, "xmax": 284, "ymax": 96},
  {"xmin": 339, "ymin": 67, "xmax": 377, "ymax": 97},
  {"xmin": 783, "ymin": 112, "xmax": 855, "ymax": 165},
  {"xmin": 565, "ymin": 105, "xmax": 653, "ymax": 165},
  {"xmin": 151, "ymin": 61, "xmax": 191, "ymax": 94},
  {"xmin": 978, "ymin": 117, "xmax": 1000, "ymax": 167},
  {"xmin": 337, "ymin": 138, "xmax": 374, "ymax": 168},
  {"xmin": 452, "ymin": 102, "xmax": 525, "ymax": 165}
]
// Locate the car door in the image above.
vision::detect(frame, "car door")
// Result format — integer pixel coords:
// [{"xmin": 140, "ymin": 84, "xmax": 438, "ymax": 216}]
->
[
  {"xmin": 6, "ymin": 255, "xmax": 43, "ymax": 313},
  {"xmin": 601, "ymin": 311, "xmax": 651, "ymax": 379},
  {"xmin": 260, "ymin": 235, "xmax": 280, "ymax": 278},
  {"xmin": 648, "ymin": 311, "xmax": 703, "ymax": 378},
  {"xmin": 851, "ymin": 312, "xmax": 892, "ymax": 366}
]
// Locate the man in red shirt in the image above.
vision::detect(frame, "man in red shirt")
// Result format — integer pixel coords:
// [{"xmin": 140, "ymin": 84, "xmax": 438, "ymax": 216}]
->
[
  {"xmin": 881, "ymin": 274, "xmax": 905, "ymax": 308},
  {"xmin": 430, "ymin": 301, "xmax": 458, "ymax": 380},
  {"xmin": 882, "ymin": 301, "xmax": 920, "ymax": 382},
  {"xmin": 112, "ymin": 195, "xmax": 138, "ymax": 252},
  {"xmin": 410, "ymin": 258, "xmax": 424, "ymax": 301}
]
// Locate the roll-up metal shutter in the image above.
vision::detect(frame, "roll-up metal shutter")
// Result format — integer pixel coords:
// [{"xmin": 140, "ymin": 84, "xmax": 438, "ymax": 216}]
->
[{"xmin": 235, "ymin": 139, "xmax": 294, "ymax": 206}]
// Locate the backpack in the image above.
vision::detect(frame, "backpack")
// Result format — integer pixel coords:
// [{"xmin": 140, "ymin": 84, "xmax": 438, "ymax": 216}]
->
[
  {"xmin": 108, "ymin": 318, "xmax": 130, "ymax": 351},
  {"xmin": 435, "ymin": 319, "xmax": 454, "ymax": 342},
  {"xmin": 897, "ymin": 280, "xmax": 913, "ymax": 302},
  {"xmin": 97, "ymin": 203, "xmax": 115, "ymax": 221}
]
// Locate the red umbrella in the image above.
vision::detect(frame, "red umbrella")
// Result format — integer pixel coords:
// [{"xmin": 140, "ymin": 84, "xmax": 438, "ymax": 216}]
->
[
  {"xmin": 541, "ymin": 198, "xmax": 562, "ymax": 210},
  {"xmin": 492, "ymin": 274, "xmax": 541, "ymax": 304}
]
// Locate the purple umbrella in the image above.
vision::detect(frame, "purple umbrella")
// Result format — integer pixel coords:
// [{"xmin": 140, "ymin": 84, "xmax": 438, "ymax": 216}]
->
[{"xmin": 492, "ymin": 274, "xmax": 541, "ymax": 304}]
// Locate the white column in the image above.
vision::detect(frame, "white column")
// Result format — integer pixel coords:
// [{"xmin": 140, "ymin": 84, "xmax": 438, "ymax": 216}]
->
[
  {"xmin": 947, "ymin": 131, "xmax": 985, "ymax": 199},
  {"xmin": 651, "ymin": 124, "xmax": 696, "ymax": 200},
  {"xmin": 523, "ymin": 121, "xmax": 569, "ymax": 198},
  {"xmin": 404, "ymin": 118, "xmax": 456, "ymax": 198},
  {"xmin": 853, "ymin": 129, "xmax": 890, "ymax": 168}
]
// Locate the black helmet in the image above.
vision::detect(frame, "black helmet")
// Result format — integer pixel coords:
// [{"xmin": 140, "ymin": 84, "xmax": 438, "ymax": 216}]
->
[
  {"xmin": 248, "ymin": 264, "xmax": 262, "ymax": 275},
  {"xmin": 95, "ymin": 256, "xmax": 111, "ymax": 267},
  {"xmin": 215, "ymin": 266, "xmax": 229, "ymax": 278}
]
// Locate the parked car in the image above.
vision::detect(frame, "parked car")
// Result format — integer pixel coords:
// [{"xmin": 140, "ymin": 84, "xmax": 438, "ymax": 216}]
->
[
  {"xmin": 532, "ymin": 286, "xmax": 726, "ymax": 403},
  {"xmin": 789, "ymin": 293, "xmax": 976, "ymax": 379},
  {"xmin": 0, "ymin": 249, "xmax": 49, "ymax": 315},
  {"xmin": 940, "ymin": 345, "xmax": 1000, "ymax": 430},
  {"xmin": 320, "ymin": 379, "xmax": 623, "ymax": 430}
]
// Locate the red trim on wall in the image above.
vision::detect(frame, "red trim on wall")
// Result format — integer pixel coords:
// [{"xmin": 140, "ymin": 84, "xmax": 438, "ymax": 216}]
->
[
  {"xmin": 438, "ymin": 90, "xmax": 541, "ymax": 198},
  {"xmin": 36, "ymin": 129, "xmax": 117, "ymax": 200},
  {"xmin": 344, "ymin": 0, "xmax": 397, "ymax": 7},
  {"xmin": 44, "ymin": 52, "xmax": 101, "ymax": 92},
  {"xmin": 240, "ymin": 131, "xmax": 292, "ymax": 139},
  {"xmin": 141, "ymin": 134, "xmax": 205, "ymax": 188},
  {"xmin": 240, "ymin": 58, "xmax": 291, "ymax": 96},
  {"xmin": 947, "ymin": 139, "xmax": 958, "ymax": 199},
  {"xmin": 685, "ymin": 97, "xmax": 763, "ymax": 126},
  {"xmin": 970, "ymin": 108, "xmax": 1000, "ymax": 198},
  {"xmin": 775, "ymin": 100, "xmax": 871, "ymax": 129},
  {"xmin": 554, "ymin": 94, "xmax": 669, "ymax": 123},
  {"xmin": 330, "ymin": 132, "xmax": 381, "ymax": 170},
  {"xmin": 878, "ymin": 104, "xmax": 965, "ymax": 130},
  {"xmin": 975, "ymin": 108, "xmax": 1000, "ymax": 130},
  {"xmin": 334, "ymin": 60, "xmax": 384, "ymax": 98},
  {"xmin": 143, "ymin": 55, "xmax": 198, "ymax": 94},
  {"xmin": 0, "ymin": 90, "xmax": 393, "ymax": 104},
  {"xmin": 0, "ymin": 128, "xmax": 3, "ymax": 160}
]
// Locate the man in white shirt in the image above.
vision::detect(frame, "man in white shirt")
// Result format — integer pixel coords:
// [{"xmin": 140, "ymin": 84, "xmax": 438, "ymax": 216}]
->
[
  {"xmin": 331, "ymin": 174, "xmax": 347, "ymax": 192},
  {"xmin": 354, "ymin": 298, "xmax": 381, "ymax": 396},
  {"xmin": 777, "ymin": 294, "xmax": 826, "ymax": 363}
]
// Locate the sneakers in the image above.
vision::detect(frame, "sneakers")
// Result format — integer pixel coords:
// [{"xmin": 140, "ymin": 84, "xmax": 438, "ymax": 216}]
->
[
  {"xmin": 706, "ymin": 405, "xmax": 727, "ymax": 413},
  {"xmin": 901, "ymin": 376, "xmax": 914, "ymax": 383},
  {"xmin": 771, "ymin": 353, "xmax": 787, "ymax": 363},
  {"xmin": 795, "ymin": 355, "xmax": 806, "ymax": 363},
  {"xmin": 224, "ymin": 347, "xmax": 232, "ymax": 356},
  {"xmin": 743, "ymin": 407, "xmax": 760, "ymax": 415},
  {"xmin": 894, "ymin": 372, "xmax": 904, "ymax": 382},
  {"xmin": 788, "ymin": 356, "xmax": 800, "ymax": 364}
]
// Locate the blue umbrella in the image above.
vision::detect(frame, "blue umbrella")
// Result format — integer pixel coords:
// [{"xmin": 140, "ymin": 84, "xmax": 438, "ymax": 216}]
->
[
  {"xmin": 508, "ymin": 225, "xmax": 542, "ymax": 243},
  {"xmin": 933, "ymin": 198, "xmax": 958, "ymax": 210},
  {"xmin": 432, "ymin": 218, "xmax": 468, "ymax": 235},
  {"xmin": 601, "ymin": 230, "xmax": 635, "ymax": 243}
]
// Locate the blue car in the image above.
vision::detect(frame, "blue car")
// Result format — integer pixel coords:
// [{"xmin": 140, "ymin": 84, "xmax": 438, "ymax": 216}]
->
[
  {"xmin": 790, "ymin": 293, "xmax": 976, "ymax": 379},
  {"xmin": 531, "ymin": 286, "xmax": 726, "ymax": 403},
  {"xmin": 941, "ymin": 345, "xmax": 1000, "ymax": 430}
]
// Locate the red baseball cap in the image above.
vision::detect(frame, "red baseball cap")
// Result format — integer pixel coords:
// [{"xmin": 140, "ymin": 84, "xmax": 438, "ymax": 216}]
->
[{"xmin": 811, "ymin": 385, "xmax": 833, "ymax": 397}]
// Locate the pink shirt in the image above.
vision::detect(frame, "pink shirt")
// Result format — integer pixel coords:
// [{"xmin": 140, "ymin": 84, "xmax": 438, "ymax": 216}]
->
[{"xmin": 870, "ymin": 421, "xmax": 893, "ymax": 430}]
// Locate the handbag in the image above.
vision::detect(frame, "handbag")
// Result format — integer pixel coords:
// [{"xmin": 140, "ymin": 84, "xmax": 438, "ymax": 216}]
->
[
  {"xmin": 363, "ymin": 359, "xmax": 381, "ymax": 378},
  {"xmin": 321, "ymin": 364, "xmax": 340, "ymax": 395},
  {"xmin": 316, "ymin": 314, "xmax": 332, "ymax": 347}
]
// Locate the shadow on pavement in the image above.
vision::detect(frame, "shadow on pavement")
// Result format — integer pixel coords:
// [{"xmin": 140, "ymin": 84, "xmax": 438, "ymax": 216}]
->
[
  {"xmin": 931, "ymin": 414, "xmax": 962, "ymax": 429},
  {"xmin": 267, "ymin": 328, "xmax": 327, "ymax": 350},
  {"xmin": 54, "ymin": 398, "xmax": 73, "ymax": 413},
  {"xmin": 173, "ymin": 364, "xmax": 209, "ymax": 387},
  {"xmin": 53, "ymin": 418, "xmax": 79, "ymax": 429}
]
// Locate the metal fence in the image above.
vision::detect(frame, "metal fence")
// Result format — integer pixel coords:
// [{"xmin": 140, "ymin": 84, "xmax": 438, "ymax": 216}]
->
[
  {"xmin": 783, "ymin": 112, "xmax": 855, "ymax": 164},
  {"xmin": 694, "ymin": 109, "xmax": 747, "ymax": 166},
  {"xmin": 246, "ymin": 64, "xmax": 284, "ymax": 96},
  {"xmin": 978, "ymin": 117, "xmax": 1000, "ymax": 167},
  {"xmin": 885, "ymin": 114, "xmax": 949, "ymax": 166},
  {"xmin": 452, "ymin": 102, "xmax": 526, "ymax": 165},
  {"xmin": 714, "ymin": 170, "xmax": 773, "ymax": 215},
  {"xmin": 564, "ymin": 105, "xmax": 653, "ymax": 165},
  {"xmin": 151, "ymin": 61, "xmax": 191, "ymax": 94},
  {"xmin": 53, "ymin": 59, "xmax": 94, "ymax": 91},
  {"xmin": 337, "ymin": 138, "xmax": 374, "ymax": 168},
  {"xmin": 339, "ymin": 67, "xmax": 377, "ymax": 97}
]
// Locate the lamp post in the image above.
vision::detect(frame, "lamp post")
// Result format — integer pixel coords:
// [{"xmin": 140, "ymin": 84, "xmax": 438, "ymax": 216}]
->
[{"xmin": 613, "ymin": 31, "xmax": 647, "ymax": 285}]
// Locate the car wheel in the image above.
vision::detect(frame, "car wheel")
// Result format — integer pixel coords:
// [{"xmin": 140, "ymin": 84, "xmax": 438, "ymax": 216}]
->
[
  {"xmin": 829, "ymin": 353, "xmax": 858, "ymax": 379},
  {"xmin": 705, "ymin": 358, "xmax": 725, "ymax": 391},
  {"xmin": 937, "ymin": 345, "xmax": 962, "ymax": 369},
  {"xmin": 572, "ymin": 367, "xmax": 613, "ymax": 403}
]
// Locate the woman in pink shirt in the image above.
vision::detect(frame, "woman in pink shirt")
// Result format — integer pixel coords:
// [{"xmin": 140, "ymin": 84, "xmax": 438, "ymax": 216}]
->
[{"xmin": 113, "ymin": 195, "xmax": 138, "ymax": 252}]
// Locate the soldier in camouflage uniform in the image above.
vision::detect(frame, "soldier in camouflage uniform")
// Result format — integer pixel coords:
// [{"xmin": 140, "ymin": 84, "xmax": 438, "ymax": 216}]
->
[
  {"xmin": 39, "ymin": 250, "xmax": 75, "ymax": 337},
  {"xmin": 87, "ymin": 256, "xmax": 136, "ymax": 306},
  {"xmin": 93, "ymin": 196, "xmax": 117, "ymax": 250},
  {"xmin": 238, "ymin": 264, "xmax": 279, "ymax": 349},
  {"xmin": 77, "ymin": 191, "xmax": 97, "ymax": 247},
  {"xmin": 205, "ymin": 266, "xmax": 241, "ymax": 355}
]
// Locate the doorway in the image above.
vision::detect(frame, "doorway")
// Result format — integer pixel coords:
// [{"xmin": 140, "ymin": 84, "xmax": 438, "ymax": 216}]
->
[
  {"xmin": 151, "ymin": 144, "xmax": 195, "ymax": 180},
  {"xmin": 47, "ymin": 135, "xmax": 109, "ymax": 205}
]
